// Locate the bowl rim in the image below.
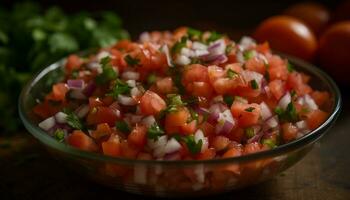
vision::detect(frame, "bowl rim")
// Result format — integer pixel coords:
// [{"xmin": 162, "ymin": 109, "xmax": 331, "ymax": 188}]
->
[{"xmin": 18, "ymin": 52, "xmax": 342, "ymax": 166}]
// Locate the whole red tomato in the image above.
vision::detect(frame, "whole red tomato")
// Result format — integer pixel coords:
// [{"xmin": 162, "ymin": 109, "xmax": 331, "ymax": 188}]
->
[
  {"xmin": 254, "ymin": 16, "xmax": 317, "ymax": 61},
  {"xmin": 318, "ymin": 21, "xmax": 350, "ymax": 85}
]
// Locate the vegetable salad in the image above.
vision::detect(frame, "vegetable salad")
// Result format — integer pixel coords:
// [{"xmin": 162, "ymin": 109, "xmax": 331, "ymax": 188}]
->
[{"xmin": 33, "ymin": 27, "xmax": 330, "ymax": 162}]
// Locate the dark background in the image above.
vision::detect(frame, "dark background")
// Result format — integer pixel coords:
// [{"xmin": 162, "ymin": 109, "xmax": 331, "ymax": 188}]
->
[{"xmin": 1, "ymin": 0, "xmax": 344, "ymax": 38}]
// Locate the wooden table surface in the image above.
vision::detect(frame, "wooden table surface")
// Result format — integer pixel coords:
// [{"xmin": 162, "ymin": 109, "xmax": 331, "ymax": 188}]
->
[{"xmin": 1, "ymin": 94, "xmax": 349, "ymax": 200}]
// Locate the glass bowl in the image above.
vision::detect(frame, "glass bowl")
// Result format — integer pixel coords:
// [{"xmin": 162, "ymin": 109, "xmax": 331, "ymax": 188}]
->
[{"xmin": 19, "ymin": 53, "xmax": 341, "ymax": 197}]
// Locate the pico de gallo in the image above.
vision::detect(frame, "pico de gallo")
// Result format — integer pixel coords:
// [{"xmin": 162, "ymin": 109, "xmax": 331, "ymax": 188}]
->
[{"xmin": 33, "ymin": 27, "xmax": 330, "ymax": 162}]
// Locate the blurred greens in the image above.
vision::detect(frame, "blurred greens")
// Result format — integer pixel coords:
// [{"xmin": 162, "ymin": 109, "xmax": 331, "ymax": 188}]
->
[{"xmin": 0, "ymin": 2, "xmax": 129, "ymax": 134}]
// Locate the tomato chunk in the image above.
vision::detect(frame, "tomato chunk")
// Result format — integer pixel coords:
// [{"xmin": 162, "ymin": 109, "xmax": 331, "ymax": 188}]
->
[{"xmin": 140, "ymin": 90, "xmax": 166, "ymax": 115}]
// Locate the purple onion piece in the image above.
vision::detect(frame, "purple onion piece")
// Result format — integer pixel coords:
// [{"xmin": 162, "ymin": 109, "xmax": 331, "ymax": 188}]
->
[
  {"xmin": 67, "ymin": 79, "xmax": 84, "ymax": 89},
  {"xmin": 83, "ymin": 81, "xmax": 96, "ymax": 97}
]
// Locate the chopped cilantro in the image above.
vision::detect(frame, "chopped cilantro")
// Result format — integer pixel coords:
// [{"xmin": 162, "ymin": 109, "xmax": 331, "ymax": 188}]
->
[
  {"xmin": 227, "ymin": 68, "xmax": 238, "ymax": 79},
  {"xmin": 250, "ymin": 80, "xmax": 259, "ymax": 90},
  {"xmin": 66, "ymin": 112, "xmax": 83, "ymax": 130},
  {"xmin": 182, "ymin": 135, "xmax": 202, "ymax": 154},
  {"xmin": 147, "ymin": 123, "xmax": 164, "ymax": 140},
  {"xmin": 54, "ymin": 129, "xmax": 65, "ymax": 142},
  {"xmin": 274, "ymin": 103, "xmax": 298, "ymax": 122},
  {"xmin": 107, "ymin": 79, "xmax": 131, "ymax": 99},
  {"xmin": 287, "ymin": 62, "xmax": 295, "ymax": 73},
  {"xmin": 290, "ymin": 90, "xmax": 297, "ymax": 98},
  {"xmin": 171, "ymin": 36, "xmax": 187, "ymax": 54},
  {"xmin": 223, "ymin": 95, "xmax": 234, "ymax": 106},
  {"xmin": 115, "ymin": 121, "xmax": 130, "ymax": 133},
  {"xmin": 245, "ymin": 107, "xmax": 255, "ymax": 112},
  {"xmin": 189, "ymin": 109, "xmax": 199, "ymax": 123},
  {"xmin": 243, "ymin": 50, "xmax": 255, "ymax": 60},
  {"xmin": 95, "ymin": 56, "xmax": 117, "ymax": 85},
  {"xmin": 245, "ymin": 127, "xmax": 255, "ymax": 138},
  {"xmin": 124, "ymin": 54, "xmax": 140, "ymax": 66},
  {"xmin": 187, "ymin": 28, "xmax": 202, "ymax": 40},
  {"xmin": 225, "ymin": 43, "xmax": 234, "ymax": 54},
  {"xmin": 274, "ymin": 107, "xmax": 284, "ymax": 115},
  {"xmin": 206, "ymin": 31, "xmax": 222, "ymax": 43}
]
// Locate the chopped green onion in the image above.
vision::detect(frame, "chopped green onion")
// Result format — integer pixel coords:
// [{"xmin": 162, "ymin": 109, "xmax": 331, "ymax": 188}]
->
[
  {"xmin": 171, "ymin": 36, "xmax": 187, "ymax": 54},
  {"xmin": 206, "ymin": 31, "xmax": 222, "ymax": 43},
  {"xmin": 95, "ymin": 56, "xmax": 117, "ymax": 85},
  {"xmin": 187, "ymin": 28, "xmax": 202, "ymax": 40},
  {"xmin": 54, "ymin": 129, "xmax": 65, "ymax": 142},
  {"xmin": 245, "ymin": 127, "xmax": 255, "ymax": 138},
  {"xmin": 243, "ymin": 50, "xmax": 255, "ymax": 60},
  {"xmin": 147, "ymin": 73, "xmax": 157, "ymax": 85}
]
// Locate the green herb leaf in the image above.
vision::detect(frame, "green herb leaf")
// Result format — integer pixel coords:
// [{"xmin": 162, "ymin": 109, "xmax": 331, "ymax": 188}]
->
[
  {"xmin": 290, "ymin": 90, "xmax": 297, "ymax": 98},
  {"xmin": 147, "ymin": 73, "xmax": 157, "ymax": 85},
  {"xmin": 285, "ymin": 102, "xmax": 298, "ymax": 122},
  {"xmin": 107, "ymin": 79, "xmax": 131, "ymax": 99},
  {"xmin": 227, "ymin": 68, "xmax": 238, "ymax": 79},
  {"xmin": 182, "ymin": 135, "xmax": 202, "ymax": 154},
  {"xmin": 206, "ymin": 31, "xmax": 222, "ymax": 43},
  {"xmin": 250, "ymin": 79, "xmax": 259, "ymax": 90},
  {"xmin": 95, "ymin": 56, "xmax": 117, "ymax": 85},
  {"xmin": 187, "ymin": 27, "xmax": 202, "ymax": 40},
  {"xmin": 66, "ymin": 112, "xmax": 83, "ymax": 130},
  {"xmin": 223, "ymin": 95, "xmax": 234, "ymax": 106},
  {"xmin": 189, "ymin": 109, "xmax": 199, "ymax": 123},
  {"xmin": 245, "ymin": 107, "xmax": 255, "ymax": 112},
  {"xmin": 225, "ymin": 43, "xmax": 234, "ymax": 54},
  {"xmin": 124, "ymin": 54, "xmax": 140, "ymax": 67},
  {"xmin": 54, "ymin": 129, "xmax": 65, "ymax": 142},
  {"xmin": 116, "ymin": 121, "xmax": 130, "ymax": 133},
  {"xmin": 171, "ymin": 36, "xmax": 187, "ymax": 54},
  {"xmin": 147, "ymin": 123, "xmax": 164, "ymax": 140}
]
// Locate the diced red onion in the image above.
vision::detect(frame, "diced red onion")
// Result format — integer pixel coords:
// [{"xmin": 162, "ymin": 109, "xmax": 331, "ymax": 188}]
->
[
  {"xmin": 122, "ymin": 71, "xmax": 140, "ymax": 80},
  {"xmin": 194, "ymin": 49, "xmax": 209, "ymax": 57},
  {"xmin": 148, "ymin": 135, "xmax": 168, "ymax": 150},
  {"xmin": 278, "ymin": 92, "xmax": 291, "ymax": 110},
  {"xmin": 134, "ymin": 164, "xmax": 147, "ymax": 184},
  {"xmin": 295, "ymin": 120, "xmax": 308, "ymax": 130},
  {"xmin": 181, "ymin": 47, "xmax": 193, "ymax": 57},
  {"xmin": 175, "ymin": 55, "xmax": 191, "ymax": 66},
  {"xmin": 161, "ymin": 45, "xmax": 173, "ymax": 67},
  {"xmin": 208, "ymin": 39, "xmax": 225, "ymax": 55},
  {"xmin": 54, "ymin": 112, "xmax": 68, "ymax": 124},
  {"xmin": 141, "ymin": 116, "xmax": 156, "ymax": 128},
  {"xmin": 215, "ymin": 110, "xmax": 236, "ymax": 135},
  {"xmin": 194, "ymin": 130, "xmax": 208, "ymax": 152},
  {"xmin": 83, "ymin": 81, "xmax": 96, "ymax": 97},
  {"xmin": 239, "ymin": 36, "xmax": 256, "ymax": 50},
  {"xmin": 241, "ymin": 70, "xmax": 263, "ymax": 88},
  {"xmin": 130, "ymin": 87, "xmax": 142, "ymax": 97},
  {"xmin": 86, "ymin": 61, "xmax": 101, "ymax": 72},
  {"xmin": 38, "ymin": 116, "xmax": 55, "ymax": 131},
  {"xmin": 117, "ymin": 95, "xmax": 137, "ymax": 106},
  {"xmin": 208, "ymin": 103, "xmax": 227, "ymax": 125},
  {"xmin": 304, "ymin": 94, "xmax": 318, "ymax": 110},
  {"xmin": 247, "ymin": 130, "xmax": 264, "ymax": 143},
  {"xmin": 69, "ymin": 89, "xmax": 87, "ymax": 100},
  {"xmin": 192, "ymin": 42, "xmax": 207, "ymax": 50},
  {"xmin": 264, "ymin": 115, "xmax": 279, "ymax": 129},
  {"xmin": 67, "ymin": 79, "xmax": 85, "ymax": 90},
  {"xmin": 195, "ymin": 107, "xmax": 210, "ymax": 116},
  {"xmin": 236, "ymin": 51, "xmax": 244, "ymax": 63},
  {"xmin": 75, "ymin": 104, "xmax": 90, "ymax": 118},
  {"xmin": 126, "ymin": 80, "xmax": 136, "ymax": 87},
  {"xmin": 260, "ymin": 102, "xmax": 272, "ymax": 121},
  {"xmin": 212, "ymin": 54, "xmax": 228, "ymax": 64},
  {"xmin": 164, "ymin": 138, "xmax": 182, "ymax": 154}
]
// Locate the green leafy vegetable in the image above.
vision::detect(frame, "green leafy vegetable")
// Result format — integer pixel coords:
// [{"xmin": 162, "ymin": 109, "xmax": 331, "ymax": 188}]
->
[
  {"xmin": 171, "ymin": 36, "xmax": 187, "ymax": 54},
  {"xmin": 227, "ymin": 68, "xmax": 238, "ymax": 79},
  {"xmin": 206, "ymin": 31, "xmax": 222, "ymax": 43},
  {"xmin": 147, "ymin": 123, "xmax": 165, "ymax": 140},
  {"xmin": 287, "ymin": 62, "xmax": 295, "ymax": 73},
  {"xmin": 245, "ymin": 107, "xmax": 255, "ymax": 112},
  {"xmin": 274, "ymin": 103, "xmax": 298, "ymax": 122},
  {"xmin": 262, "ymin": 139, "xmax": 276, "ymax": 148},
  {"xmin": 115, "ymin": 121, "xmax": 130, "ymax": 133},
  {"xmin": 223, "ymin": 95, "xmax": 234, "ymax": 106},
  {"xmin": 107, "ymin": 79, "xmax": 131, "ymax": 99},
  {"xmin": 187, "ymin": 28, "xmax": 202, "ymax": 40},
  {"xmin": 95, "ymin": 56, "xmax": 118, "ymax": 85},
  {"xmin": 250, "ymin": 79, "xmax": 259, "ymax": 90},
  {"xmin": 182, "ymin": 135, "xmax": 202, "ymax": 154}
]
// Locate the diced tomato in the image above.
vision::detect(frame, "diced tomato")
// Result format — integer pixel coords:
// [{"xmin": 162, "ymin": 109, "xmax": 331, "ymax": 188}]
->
[
  {"xmin": 208, "ymin": 65, "xmax": 225, "ymax": 83},
  {"xmin": 102, "ymin": 134, "xmax": 121, "ymax": 157},
  {"xmin": 243, "ymin": 142, "xmax": 262, "ymax": 155},
  {"xmin": 165, "ymin": 107, "xmax": 190, "ymax": 134},
  {"xmin": 86, "ymin": 106, "xmax": 118, "ymax": 126},
  {"xmin": 198, "ymin": 122, "xmax": 215, "ymax": 138},
  {"xmin": 156, "ymin": 77, "xmax": 173, "ymax": 94},
  {"xmin": 67, "ymin": 130, "xmax": 98, "ymax": 152},
  {"xmin": 287, "ymin": 72, "xmax": 312, "ymax": 95},
  {"xmin": 91, "ymin": 123, "xmax": 112, "ymax": 140},
  {"xmin": 222, "ymin": 147, "xmax": 242, "ymax": 174},
  {"xmin": 139, "ymin": 90, "xmax": 166, "ymax": 115},
  {"xmin": 127, "ymin": 125, "xmax": 147, "ymax": 149},
  {"xmin": 47, "ymin": 83, "xmax": 68, "ymax": 102},
  {"xmin": 212, "ymin": 136, "xmax": 230, "ymax": 152},
  {"xmin": 225, "ymin": 63, "xmax": 244, "ymax": 74},
  {"xmin": 33, "ymin": 100, "xmax": 61, "ymax": 119},
  {"xmin": 182, "ymin": 64, "xmax": 214, "ymax": 97},
  {"xmin": 227, "ymin": 128, "xmax": 245, "ymax": 143},
  {"xmin": 245, "ymin": 57, "xmax": 266, "ymax": 74},
  {"xmin": 120, "ymin": 140, "xmax": 139, "ymax": 159},
  {"xmin": 89, "ymin": 97, "xmax": 104, "ymax": 108},
  {"xmin": 197, "ymin": 148, "xmax": 216, "ymax": 160},
  {"xmin": 267, "ymin": 55, "xmax": 288, "ymax": 81},
  {"xmin": 281, "ymin": 123, "xmax": 298, "ymax": 142},
  {"xmin": 188, "ymin": 81, "xmax": 213, "ymax": 98},
  {"xmin": 101, "ymin": 96, "xmax": 114, "ymax": 106},
  {"xmin": 231, "ymin": 102, "xmax": 261, "ymax": 127},
  {"xmin": 269, "ymin": 79, "xmax": 286, "ymax": 100},
  {"xmin": 180, "ymin": 120, "xmax": 197, "ymax": 135},
  {"xmin": 306, "ymin": 109, "xmax": 328, "ymax": 130},
  {"xmin": 311, "ymin": 91, "xmax": 330, "ymax": 106},
  {"xmin": 255, "ymin": 41, "xmax": 270, "ymax": 54},
  {"xmin": 65, "ymin": 54, "xmax": 83, "ymax": 73},
  {"xmin": 109, "ymin": 49, "xmax": 127, "ymax": 72}
]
